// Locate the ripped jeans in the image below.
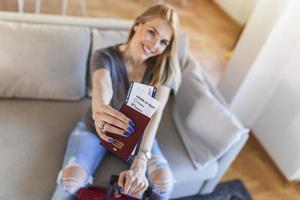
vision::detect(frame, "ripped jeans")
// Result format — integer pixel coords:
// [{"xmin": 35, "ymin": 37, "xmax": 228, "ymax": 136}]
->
[{"xmin": 51, "ymin": 121, "xmax": 175, "ymax": 200}]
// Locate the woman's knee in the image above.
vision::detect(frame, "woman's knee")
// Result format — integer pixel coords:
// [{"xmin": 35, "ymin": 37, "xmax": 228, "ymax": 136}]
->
[
  {"xmin": 56, "ymin": 157, "xmax": 91, "ymax": 195},
  {"xmin": 148, "ymin": 164, "xmax": 175, "ymax": 194},
  {"xmin": 150, "ymin": 168, "xmax": 174, "ymax": 193}
]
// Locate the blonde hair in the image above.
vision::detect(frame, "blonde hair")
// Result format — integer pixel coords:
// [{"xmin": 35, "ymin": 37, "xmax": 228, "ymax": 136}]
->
[{"xmin": 127, "ymin": 4, "xmax": 181, "ymax": 92}]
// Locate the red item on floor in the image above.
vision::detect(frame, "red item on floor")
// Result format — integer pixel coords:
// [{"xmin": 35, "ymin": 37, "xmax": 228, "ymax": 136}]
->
[
  {"xmin": 77, "ymin": 186, "xmax": 138, "ymax": 200},
  {"xmin": 76, "ymin": 175, "xmax": 152, "ymax": 200}
]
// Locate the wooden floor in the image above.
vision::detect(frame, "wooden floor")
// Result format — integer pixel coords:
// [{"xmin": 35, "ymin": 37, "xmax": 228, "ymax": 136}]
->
[
  {"xmin": 223, "ymin": 133, "xmax": 300, "ymax": 200},
  {"xmin": 1, "ymin": 0, "xmax": 300, "ymax": 199}
]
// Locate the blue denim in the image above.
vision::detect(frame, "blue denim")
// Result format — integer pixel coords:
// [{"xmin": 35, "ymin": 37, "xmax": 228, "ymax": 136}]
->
[{"xmin": 51, "ymin": 121, "xmax": 173, "ymax": 200}]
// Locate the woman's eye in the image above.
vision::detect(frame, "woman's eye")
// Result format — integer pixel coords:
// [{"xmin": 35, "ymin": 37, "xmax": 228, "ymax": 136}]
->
[
  {"xmin": 148, "ymin": 30, "xmax": 155, "ymax": 36},
  {"xmin": 161, "ymin": 40, "xmax": 168, "ymax": 46}
]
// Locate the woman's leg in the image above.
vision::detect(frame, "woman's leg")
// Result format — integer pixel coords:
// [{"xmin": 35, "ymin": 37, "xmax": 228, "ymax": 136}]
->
[
  {"xmin": 147, "ymin": 139, "xmax": 176, "ymax": 200},
  {"xmin": 51, "ymin": 121, "xmax": 107, "ymax": 200}
]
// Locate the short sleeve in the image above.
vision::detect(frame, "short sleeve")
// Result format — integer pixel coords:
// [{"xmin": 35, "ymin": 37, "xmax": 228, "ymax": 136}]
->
[
  {"xmin": 90, "ymin": 49, "xmax": 111, "ymax": 74},
  {"xmin": 164, "ymin": 77, "xmax": 176, "ymax": 94}
]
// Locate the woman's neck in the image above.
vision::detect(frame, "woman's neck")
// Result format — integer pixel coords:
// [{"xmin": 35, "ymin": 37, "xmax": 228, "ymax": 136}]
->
[
  {"xmin": 119, "ymin": 43, "xmax": 144, "ymax": 69},
  {"xmin": 119, "ymin": 43, "xmax": 147, "ymax": 83}
]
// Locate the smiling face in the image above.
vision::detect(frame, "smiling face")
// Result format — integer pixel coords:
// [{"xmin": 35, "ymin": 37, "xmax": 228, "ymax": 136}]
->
[{"xmin": 130, "ymin": 18, "xmax": 174, "ymax": 61}]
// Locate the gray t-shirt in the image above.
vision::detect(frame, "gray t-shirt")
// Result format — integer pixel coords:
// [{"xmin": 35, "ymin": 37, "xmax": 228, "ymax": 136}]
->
[{"xmin": 83, "ymin": 44, "xmax": 153, "ymax": 132}]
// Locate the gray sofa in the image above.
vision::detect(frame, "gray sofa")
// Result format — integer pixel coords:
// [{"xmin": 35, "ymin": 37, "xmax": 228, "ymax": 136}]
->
[{"xmin": 0, "ymin": 12, "xmax": 249, "ymax": 200}]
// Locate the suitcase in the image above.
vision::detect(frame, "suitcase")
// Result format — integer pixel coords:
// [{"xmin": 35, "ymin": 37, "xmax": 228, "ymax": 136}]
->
[{"xmin": 76, "ymin": 175, "xmax": 153, "ymax": 200}]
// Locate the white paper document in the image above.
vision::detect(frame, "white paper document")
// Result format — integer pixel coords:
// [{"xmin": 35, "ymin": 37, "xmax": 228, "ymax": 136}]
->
[{"xmin": 125, "ymin": 82, "xmax": 160, "ymax": 118}]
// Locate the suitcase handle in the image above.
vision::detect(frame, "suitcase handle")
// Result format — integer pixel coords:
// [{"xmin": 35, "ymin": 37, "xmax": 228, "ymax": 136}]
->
[{"xmin": 105, "ymin": 175, "xmax": 152, "ymax": 200}]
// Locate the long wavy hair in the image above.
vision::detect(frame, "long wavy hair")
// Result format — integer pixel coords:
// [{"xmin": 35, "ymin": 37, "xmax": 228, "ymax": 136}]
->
[{"xmin": 126, "ymin": 4, "xmax": 181, "ymax": 92}]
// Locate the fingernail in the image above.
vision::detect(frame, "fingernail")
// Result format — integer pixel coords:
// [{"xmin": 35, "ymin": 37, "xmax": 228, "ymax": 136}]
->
[
  {"xmin": 123, "ymin": 131, "xmax": 132, "ymax": 137},
  {"xmin": 118, "ymin": 186, "xmax": 123, "ymax": 193},
  {"xmin": 107, "ymin": 138, "xmax": 115, "ymax": 144},
  {"xmin": 127, "ymin": 126, "xmax": 135, "ymax": 133},
  {"xmin": 129, "ymin": 120, "xmax": 136, "ymax": 127}
]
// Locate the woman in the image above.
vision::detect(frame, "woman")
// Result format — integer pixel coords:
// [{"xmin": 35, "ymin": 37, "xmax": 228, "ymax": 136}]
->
[{"xmin": 51, "ymin": 4, "xmax": 181, "ymax": 200}]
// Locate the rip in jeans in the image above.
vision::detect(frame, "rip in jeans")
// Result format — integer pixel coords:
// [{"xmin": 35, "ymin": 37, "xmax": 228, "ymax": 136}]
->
[
  {"xmin": 56, "ymin": 157, "xmax": 93, "ymax": 195},
  {"xmin": 147, "ymin": 156, "xmax": 176, "ymax": 194}
]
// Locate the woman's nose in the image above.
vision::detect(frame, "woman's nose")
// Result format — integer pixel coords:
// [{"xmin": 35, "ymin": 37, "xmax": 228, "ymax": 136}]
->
[{"xmin": 150, "ymin": 38, "xmax": 160, "ymax": 51}]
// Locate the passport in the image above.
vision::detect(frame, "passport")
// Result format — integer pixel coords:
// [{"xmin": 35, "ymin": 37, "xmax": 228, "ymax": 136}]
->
[{"xmin": 100, "ymin": 82, "xmax": 160, "ymax": 161}]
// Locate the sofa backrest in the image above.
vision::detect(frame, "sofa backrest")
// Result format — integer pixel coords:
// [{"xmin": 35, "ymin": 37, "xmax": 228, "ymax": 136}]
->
[
  {"xmin": 0, "ymin": 20, "xmax": 90, "ymax": 101},
  {"xmin": 0, "ymin": 12, "xmax": 188, "ymax": 101}
]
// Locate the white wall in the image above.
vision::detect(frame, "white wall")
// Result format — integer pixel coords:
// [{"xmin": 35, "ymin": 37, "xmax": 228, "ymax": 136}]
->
[
  {"xmin": 251, "ymin": 40, "xmax": 300, "ymax": 180},
  {"xmin": 214, "ymin": 0, "xmax": 258, "ymax": 25},
  {"xmin": 218, "ymin": 0, "xmax": 288, "ymax": 104},
  {"xmin": 218, "ymin": 0, "xmax": 300, "ymax": 181}
]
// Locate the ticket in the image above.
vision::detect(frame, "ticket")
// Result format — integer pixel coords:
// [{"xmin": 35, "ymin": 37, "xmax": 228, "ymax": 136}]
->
[{"xmin": 125, "ymin": 82, "xmax": 160, "ymax": 118}]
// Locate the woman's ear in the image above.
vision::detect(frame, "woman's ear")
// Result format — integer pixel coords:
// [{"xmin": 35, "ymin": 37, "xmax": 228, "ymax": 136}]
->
[
  {"xmin": 133, "ymin": 24, "xmax": 139, "ymax": 32},
  {"xmin": 134, "ymin": 22, "xmax": 144, "ymax": 32}
]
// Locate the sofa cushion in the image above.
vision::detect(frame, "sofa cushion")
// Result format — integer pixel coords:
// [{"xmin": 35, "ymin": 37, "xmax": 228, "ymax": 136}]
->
[
  {"xmin": 0, "ymin": 98, "xmax": 217, "ymax": 200},
  {"xmin": 0, "ymin": 20, "xmax": 90, "ymax": 100},
  {"xmin": 0, "ymin": 99, "xmax": 91, "ymax": 200},
  {"xmin": 92, "ymin": 29, "xmax": 129, "ymax": 51}
]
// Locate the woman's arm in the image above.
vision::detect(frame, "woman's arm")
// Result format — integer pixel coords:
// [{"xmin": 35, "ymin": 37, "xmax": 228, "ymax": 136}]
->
[
  {"xmin": 91, "ymin": 69, "xmax": 113, "ymax": 109},
  {"xmin": 92, "ymin": 69, "xmax": 133, "ymax": 142},
  {"xmin": 118, "ymin": 85, "xmax": 171, "ymax": 197},
  {"xmin": 137, "ymin": 85, "xmax": 170, "ymax": 157}
]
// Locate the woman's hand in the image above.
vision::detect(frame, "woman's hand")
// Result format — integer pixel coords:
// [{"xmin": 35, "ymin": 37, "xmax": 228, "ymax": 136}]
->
[
  {"xmin": 118, "ymin": 157, "xmax": 148, "ymax": 198},
  {"xmin": 93, "ymin": 103, "xmax": 136, "ymax": 143}
]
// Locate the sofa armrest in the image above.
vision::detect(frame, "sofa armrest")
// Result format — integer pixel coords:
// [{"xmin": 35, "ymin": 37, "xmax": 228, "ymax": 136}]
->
[
  {"xmin": 173, "ymin": 52, "xmax": 249, "ymax": 165},
  {"xmin": 172, "ymin": 53, "xmax": 250, "ymax": 186},
  {"xmin": 199, "ymin": 131, "xmax": 249, "ymax": 194},
  {"xmin": 201, "ymin": 71, "xmax": 229, "ymax": 107}
]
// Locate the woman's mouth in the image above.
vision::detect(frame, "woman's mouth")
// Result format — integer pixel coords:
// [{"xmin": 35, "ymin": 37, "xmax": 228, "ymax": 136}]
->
[{"xmin": 142, "ymin": 44, "xmax": 153, "ymax": 57}]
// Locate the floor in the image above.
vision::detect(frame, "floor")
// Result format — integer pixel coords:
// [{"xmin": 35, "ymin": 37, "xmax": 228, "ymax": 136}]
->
[{"xmin": 1, "ymin": 0, "xmax": 300, "ymax": 199}]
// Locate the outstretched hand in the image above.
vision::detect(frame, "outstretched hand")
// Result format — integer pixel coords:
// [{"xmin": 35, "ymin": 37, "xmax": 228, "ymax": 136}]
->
[{"xmin": 93, "ymin": 103, "xmax": 136, "ymax": 143}]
